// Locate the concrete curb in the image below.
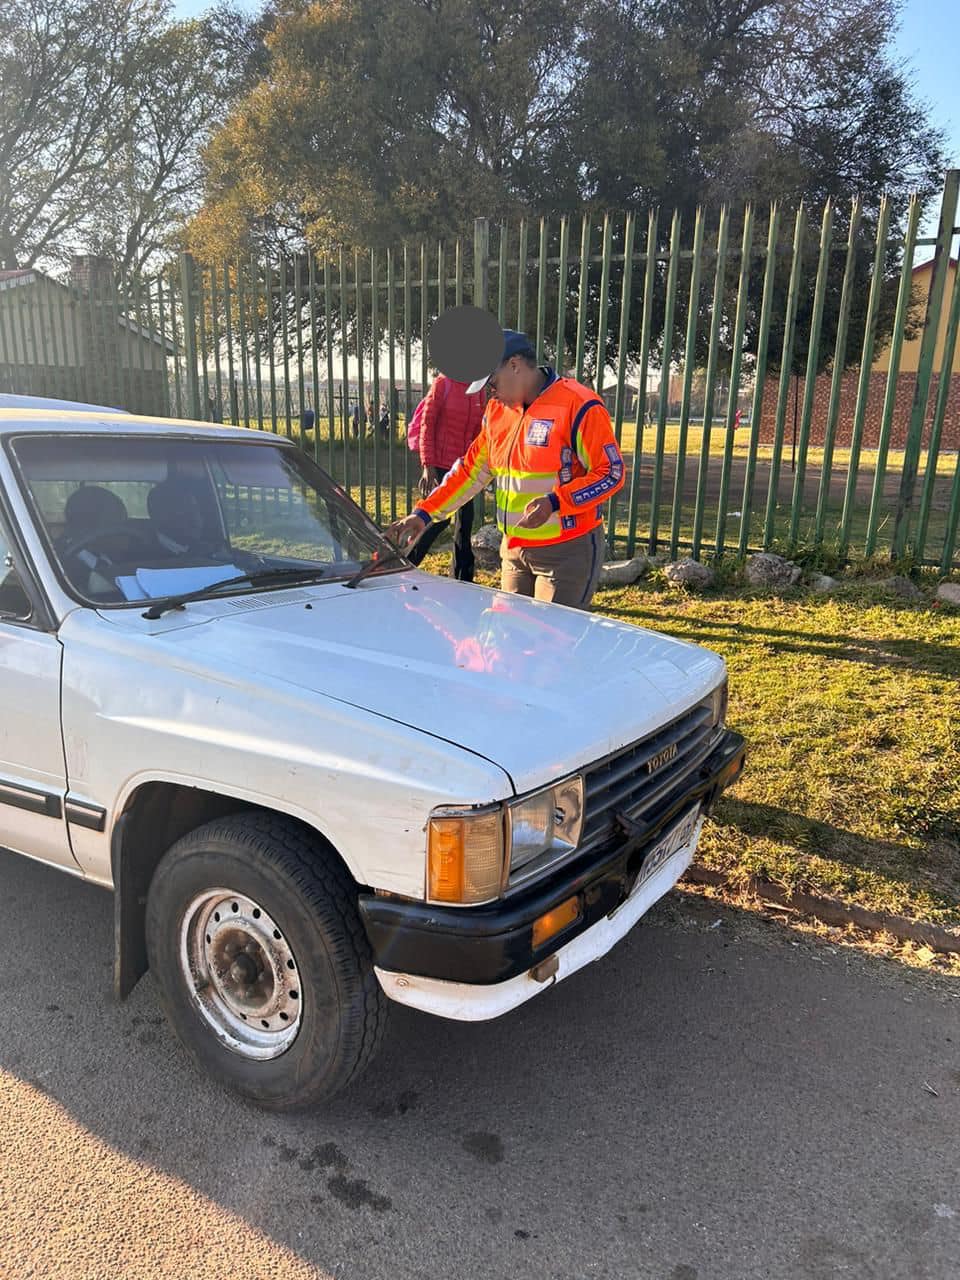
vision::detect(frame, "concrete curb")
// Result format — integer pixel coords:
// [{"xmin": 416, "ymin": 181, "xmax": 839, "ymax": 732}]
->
[{"xmin": 685, "ymin": 864, "xmax": 960, "ymax": 955}]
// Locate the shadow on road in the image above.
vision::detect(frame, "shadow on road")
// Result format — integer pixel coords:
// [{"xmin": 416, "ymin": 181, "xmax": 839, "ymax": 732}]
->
[{"xmin": 0, "ymin": 849, "xmax": 957, "ymax": 1280}]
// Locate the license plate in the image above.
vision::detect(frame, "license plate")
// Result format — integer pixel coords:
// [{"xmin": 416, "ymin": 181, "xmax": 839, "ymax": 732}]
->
[{"xmin": 629, "ymin": 805, "xmax": 701, "ymax": 898}]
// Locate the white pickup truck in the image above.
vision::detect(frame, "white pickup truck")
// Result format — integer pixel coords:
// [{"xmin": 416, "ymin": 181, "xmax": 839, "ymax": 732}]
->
[{"xmin": 0, "ymin": 396, "xmax": 745, "ymax": 1109}]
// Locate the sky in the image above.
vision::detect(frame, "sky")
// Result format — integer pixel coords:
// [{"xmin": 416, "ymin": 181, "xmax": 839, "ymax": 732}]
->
[
  {"xmin": 891, "ymin": 0, "xmax": 960, "ymax": 170},
  {"xmin": 171, "ymin": 0, "xmax": 960, "ymax": 212}
]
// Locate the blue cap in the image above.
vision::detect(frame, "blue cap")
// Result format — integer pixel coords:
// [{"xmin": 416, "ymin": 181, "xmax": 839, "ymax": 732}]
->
[{"xmin": 466, "ymin": 329, "xmax": 536, "ymax": 394}]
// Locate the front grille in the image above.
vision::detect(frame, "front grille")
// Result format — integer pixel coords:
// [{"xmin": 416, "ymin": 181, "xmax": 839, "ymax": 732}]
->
[{"xmin": 579, "ymin": 699, "xmax": 719, "ymax": 855}]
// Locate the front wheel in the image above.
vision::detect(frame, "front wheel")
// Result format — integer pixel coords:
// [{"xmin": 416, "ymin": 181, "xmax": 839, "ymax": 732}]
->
[{"xmin": 145, "ymin": 812, "xmax": 388, "ymax": 1110}]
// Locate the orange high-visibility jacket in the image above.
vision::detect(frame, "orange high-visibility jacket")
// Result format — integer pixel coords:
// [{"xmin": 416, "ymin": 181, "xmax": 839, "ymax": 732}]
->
[{"xmin": 415, "ymin": 371, "xmax": 625, "ymax": 549}]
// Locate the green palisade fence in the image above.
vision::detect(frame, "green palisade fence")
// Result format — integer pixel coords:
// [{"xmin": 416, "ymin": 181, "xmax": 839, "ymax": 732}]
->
[{"xmin": 3, "ymin": 174, "xmax": 959, "ymax": 569}]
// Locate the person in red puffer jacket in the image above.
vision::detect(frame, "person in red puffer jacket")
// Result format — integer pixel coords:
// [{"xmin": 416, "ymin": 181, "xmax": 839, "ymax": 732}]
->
[{"xmin": 406, "ymin": 371, "xmax": 485, "ymax": 580}]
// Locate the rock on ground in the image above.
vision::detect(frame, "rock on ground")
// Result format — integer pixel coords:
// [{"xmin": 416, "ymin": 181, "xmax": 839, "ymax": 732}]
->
[
  {"xmin": 810, "ymin": 574, "xmax": 839, "ymax": 593},
  {"xmin": 599, "ymin": 556, "xmax": 649, "ymax": 588},
  {"xmin": 470, "ymin": 523, "xmax": 502, "ymax": 570},
  {"xmin": 936, "ymin": 581, "xmax": 960, "ymax": 606},
  {"xmin": 745, "ymin": 553, "xmax": 802, "ymax": 588},
  {"xmin": 881, "ymin": 575, "xmax": 921, "ymax": 600},
  {"xmin": 663, "ymin": 558, "xmax": 715, "ymax": 589}
]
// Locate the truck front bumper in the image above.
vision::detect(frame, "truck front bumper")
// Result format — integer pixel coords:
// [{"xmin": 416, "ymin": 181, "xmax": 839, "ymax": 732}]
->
[{"xmin": 359, "ymin": 729, "xmax": 745, "ymax": 1021}]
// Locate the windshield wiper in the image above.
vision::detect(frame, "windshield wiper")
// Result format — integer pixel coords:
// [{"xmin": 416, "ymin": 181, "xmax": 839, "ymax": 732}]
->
[
  {"xmin": 141, "ymin": 567, "xmax": 331, "ymax": 620},
  {"xmin": 343, "ymin": 544, "xmax": 408, "ymax": 589}
]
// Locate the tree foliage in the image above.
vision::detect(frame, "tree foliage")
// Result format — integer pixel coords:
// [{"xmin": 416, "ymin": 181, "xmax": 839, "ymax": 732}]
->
[
  {"xmin": 0, "ymin": 0, "xmax": 256, "ymax": 272},
  {"xmin": 192, "ymin": 0, "xmax": 947, "ymax": 262}
]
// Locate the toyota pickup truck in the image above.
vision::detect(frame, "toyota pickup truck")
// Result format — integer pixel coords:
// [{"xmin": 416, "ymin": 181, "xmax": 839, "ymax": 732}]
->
[{"xmin": 0, "ymin": 396, "xmax": 745, "ymax": 1109}]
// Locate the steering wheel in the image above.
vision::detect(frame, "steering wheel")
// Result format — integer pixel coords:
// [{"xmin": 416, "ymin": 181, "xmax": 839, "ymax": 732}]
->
[{"xmin": 62, "ymin": 523, "xmax": 158, "ymax": 559}]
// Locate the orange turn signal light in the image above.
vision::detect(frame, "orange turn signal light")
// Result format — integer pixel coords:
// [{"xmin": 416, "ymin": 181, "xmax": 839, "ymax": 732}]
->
[
  {"xmin": 428, "ymin": 819, "xmax": 466, "ymax": 903},
  {"xmin": 532, "ymin": 895, "xmax": 581, "ymax": 950},
  {"xmin": 719, "ymin": 754, "xmax": 745, "ymax": 789},
  {"xmin": 427, "ymin": 812, "xmax": 503, "ymax": 904}
]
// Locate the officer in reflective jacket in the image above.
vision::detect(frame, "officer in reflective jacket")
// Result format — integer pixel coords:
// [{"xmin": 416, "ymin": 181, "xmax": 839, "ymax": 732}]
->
[{"xmin": 386, "ymin": 330, "xmax": 625, "ymax": 610}]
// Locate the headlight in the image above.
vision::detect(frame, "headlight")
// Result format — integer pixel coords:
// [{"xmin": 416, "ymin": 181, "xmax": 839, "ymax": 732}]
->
[
  {"xmin": 426, "ymin": 775, "xmax": 585, "ymax": 904},
  {"xmin": 508, "ymin": 775, "xmax": 584, "ymax": 879},
  {"xmin": 710, "ymin": 678, "xmax": 728, "ymax": 728},
  {"xmin": 427, "ymin": 807, "xmax": 504, "ymax": 904}
]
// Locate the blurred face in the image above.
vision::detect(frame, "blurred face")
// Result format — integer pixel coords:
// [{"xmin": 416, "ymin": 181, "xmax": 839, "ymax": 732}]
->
[{"xmin": 487, "ymin": 355, "xmax": 531, "ymax": 406}]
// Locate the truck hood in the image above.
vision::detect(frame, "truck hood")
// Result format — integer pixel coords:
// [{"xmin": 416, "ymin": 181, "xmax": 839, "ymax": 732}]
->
[{"xmin": 108, "ymin": 572, "xmax": 725, "ymax": 794}]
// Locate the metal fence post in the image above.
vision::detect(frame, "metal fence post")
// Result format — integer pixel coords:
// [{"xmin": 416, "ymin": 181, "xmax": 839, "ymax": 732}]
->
[
  {"xmin": 918, "ymin": 257, "xmax": 960, "ymax": 563},
  {"xmin": 788, "ymin": 200, "xmax": 834, "ymax": 544},
  {"xmin": 838, "ymin": 197, "xmax": 891, "ymax": 556},
  {"xmin": 179, "ymin": 252, "xmax": 202, "ymax": 420},
  {"xmin": 864, "ymin": 196, "xmax": 921, "ymax": 556},
  {"xmin": 892, "ymin": 168, "xmax": 960, "ymax": 558},
  {"xmin": 762, "ymin": 205, "xmax": 807, "ymax": 548},
  {"xmin": 813, "ymin": 199, "xmax": 862, "ymax": 546},
  {"xmin": 473, "ymin": 218, "xmax": 489, "ymax": 311}
]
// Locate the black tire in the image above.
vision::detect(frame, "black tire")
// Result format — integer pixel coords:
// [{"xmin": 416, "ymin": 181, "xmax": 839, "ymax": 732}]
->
[{"xmin": 145, "ymin": 811, "xmax": 388, "ymax": 1110}]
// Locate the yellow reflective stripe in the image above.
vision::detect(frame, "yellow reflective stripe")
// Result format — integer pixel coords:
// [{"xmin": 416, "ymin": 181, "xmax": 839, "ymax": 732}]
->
[
  {"xmin": 503, "ymin": 519, "xmax": 564, "ymax": 541},
  {"xmin": 497, "ymin": 472, "xmax": 557, "ymax": 495},
  {"xmin": 512, "ymin": 519, "xmax": 563, "ymax": 540},
  {"xmin": 496, "ymin": 487, "xmax": 546, "ymax": 515},
  {"xmin": 495, "ymin": 498, "xmax": 564, "ymax": 540},
  {"xmin": 422, "ymin": 439, "xmax": 492, "ymax": 520}
]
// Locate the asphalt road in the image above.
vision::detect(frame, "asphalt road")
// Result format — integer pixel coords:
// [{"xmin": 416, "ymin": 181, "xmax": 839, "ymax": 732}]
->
[{"xmin": 0, "ymin": 847, "xmax": 958, "ymax": 1280}]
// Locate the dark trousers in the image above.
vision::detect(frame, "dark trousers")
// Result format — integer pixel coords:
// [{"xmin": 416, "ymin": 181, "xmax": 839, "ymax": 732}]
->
[{"xmin": 407, "ymin": 471, "xmax": 475, "ymax": 581}]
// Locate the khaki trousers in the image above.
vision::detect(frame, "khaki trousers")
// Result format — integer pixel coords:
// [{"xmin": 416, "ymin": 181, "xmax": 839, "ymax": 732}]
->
[{"xmin": 500, "ymin": 527, "xmax": 604, "ymax": 610}]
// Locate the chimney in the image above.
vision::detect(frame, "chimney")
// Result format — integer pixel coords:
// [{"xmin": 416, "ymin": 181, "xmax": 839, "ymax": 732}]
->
[{"xmin": 70, "ymin": 254, "xmax": 114, "ymax": 294}]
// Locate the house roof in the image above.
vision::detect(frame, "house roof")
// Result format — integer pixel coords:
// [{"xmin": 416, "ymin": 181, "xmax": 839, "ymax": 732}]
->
[
  {"xmin": 912, "ymin": 256, "xmax": 959, "ymax": 275},
  {"xmin": 0, "ymin": 266, "xmax": 174, "ymax": 353}
]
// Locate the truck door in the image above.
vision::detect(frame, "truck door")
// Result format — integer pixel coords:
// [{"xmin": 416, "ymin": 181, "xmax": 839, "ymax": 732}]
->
[{"xmin": 0, "ymin": 508, "xmax": 77, "ymax": 870}]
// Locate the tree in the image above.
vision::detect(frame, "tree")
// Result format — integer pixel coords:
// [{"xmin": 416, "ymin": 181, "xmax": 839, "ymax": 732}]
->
[
  {"xmin": 556, "ymin": 0, "xmax": 946, "ymax": 375},
  {"xmin": 563, "ymin": 0, "xmax": 944, "ymax": 218},
  {"xmin": 189, "ymin": 0, "xmax": 583, "ymax": 261},
  {"xmin": 0, "ymin": 0, "xmax": 255, "ymax": 273},
  {"xmin": 189, "ymin": 0, "xmax": 947, "ymax": 378},
  {"xmin": 194, "ymin": 0, "xmax": 946, "ymax": 262},
  {"xmin": 0, "ymin": 0, "xmax": 154, "ymax": 268},
  {"xmin": 83, "ymin": 7, "xmax": 262, "ymax": 275}
]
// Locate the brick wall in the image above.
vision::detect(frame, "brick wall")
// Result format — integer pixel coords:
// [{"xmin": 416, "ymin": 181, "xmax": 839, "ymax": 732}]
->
[
  {"xmin": 757, "ymin": 370, "xmax": 960, "ymax": 450},
  {"xmin": 69, "ymin": 255, "xmax": 113, "ymax": 295}
]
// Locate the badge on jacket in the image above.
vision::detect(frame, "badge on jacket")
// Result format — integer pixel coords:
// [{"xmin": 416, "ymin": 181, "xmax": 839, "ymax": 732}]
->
[{"xmin": 526, "ymin": 419, "xmax": 553, "ymax": 446}]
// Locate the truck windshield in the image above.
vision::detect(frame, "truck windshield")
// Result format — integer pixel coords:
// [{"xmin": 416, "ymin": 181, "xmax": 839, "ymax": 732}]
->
[{"xmin": 10, "ymin": 433, "xmax": 394, "ymax": 606}]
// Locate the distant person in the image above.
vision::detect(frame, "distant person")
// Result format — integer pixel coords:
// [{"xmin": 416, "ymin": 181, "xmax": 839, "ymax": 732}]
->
[
  {"xmin": 402, "ymin": 371, "xmax": 485, "ymax": 581},
  {"xmin": 350, "ymin": 402, "xmax": 360, "ymax": 439},
  {"xmin": 378, "ymin": 401, "xmax": 391, "ymax": 441}
]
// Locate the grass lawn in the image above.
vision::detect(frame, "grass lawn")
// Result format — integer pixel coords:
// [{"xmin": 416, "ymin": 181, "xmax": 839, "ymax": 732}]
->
[
  {"xmin": 615, "ymin": 420, "xmax": 960, "ymax": 478},
  {"xmin": 603, "ymin": 583, "xmax": 960, "ymax": 929},
  {"xmin": 419, "ymin": 548, "xmax": 960, "ymax": 931},
  {"xmin": 245, "ymin": 417, "xmax": 960, "ymax": 479},
  {"xmin": 237, "ymin": 421, "xmax": 960, "ymax": 567}
]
